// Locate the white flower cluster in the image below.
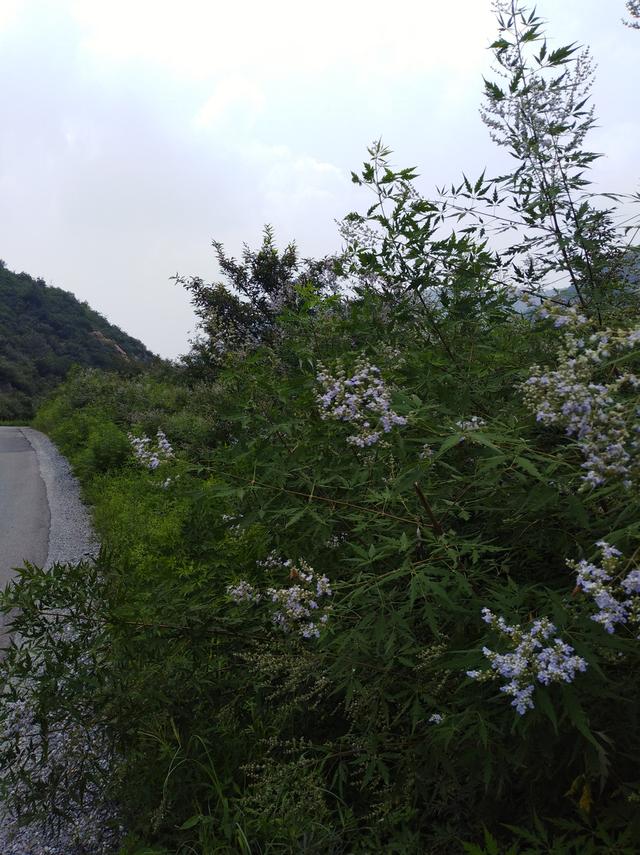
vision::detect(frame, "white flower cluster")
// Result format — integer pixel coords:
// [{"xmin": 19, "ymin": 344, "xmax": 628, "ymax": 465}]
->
[
  {"xmin": 325, "ymin": 532, "xmax": 347, "ymax": 549},
  {"xmin": 467, "ymin": 609, "xmax": 587, "ymax": 715},
  {"xmin": 568, "ymin": 541, "xmax": 640, "ymax": 636},
  {"xmin": 316, "ymin": 360, "xmax": 407, "ymax": 447},
  {"xmin": 523, "ymin": 322, "xmax": 640, "ymax": 489},
  {"xmin": 456, "ymin": 416, "xmax": 486, "ymax": 432},
  {"xmin": 128, "ymin": 429, "xmax": 174, "ymax": 470},
  {"xmin": 256, "ymin": 550, "xmax": 288, "ymax": 572},
  {"xmin": 227, "ymin": 560, "xmax": 332, "ymax": 639}
]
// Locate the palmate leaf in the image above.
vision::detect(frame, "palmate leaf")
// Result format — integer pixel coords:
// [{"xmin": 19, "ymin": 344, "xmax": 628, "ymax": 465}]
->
[
  {"xmin": 547, "ymin": 43, "xmax": 580, "ymax": 65},
  {"xmin": 483, "ymin": 78, "xmax": 506, "ymax": 102}
]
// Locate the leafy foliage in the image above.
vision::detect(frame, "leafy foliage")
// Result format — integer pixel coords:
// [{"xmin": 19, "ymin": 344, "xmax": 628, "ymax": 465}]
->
[
  {"xmin": 173, "ymin": 225, "xmax": 340, "ymax": 377},
  {"xmin": 24, "ymin": 265, "xmax": 640, "ymax": 853}
]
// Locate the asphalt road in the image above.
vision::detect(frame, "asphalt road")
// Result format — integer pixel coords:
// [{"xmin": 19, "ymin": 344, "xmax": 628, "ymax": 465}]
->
[{"xmin": 0, "ymin": 427, "xmax": 50, "ymax": 642}]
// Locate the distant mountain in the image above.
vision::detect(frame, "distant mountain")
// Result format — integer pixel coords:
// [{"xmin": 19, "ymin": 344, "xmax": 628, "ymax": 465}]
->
[
  {"xmin": 512, "ymin": 247, "xmax": 640, "ymax": 314},
  {"xmin": 549, "ymin": 248, "xmax": 640, "ymax": 304},
  {"xmin": 0, "ymin": 261, "xmax": 156, "ymax": 420}
]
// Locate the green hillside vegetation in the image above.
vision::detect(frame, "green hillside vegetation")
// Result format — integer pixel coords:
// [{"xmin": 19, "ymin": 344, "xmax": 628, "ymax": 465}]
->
[
  {"xmin": 0, "ymin": 261, "xmax": 156, "ymax": 420},
  {"xmin": 1, "ymin": 3, "xmax": 640, "ymax": 854}
]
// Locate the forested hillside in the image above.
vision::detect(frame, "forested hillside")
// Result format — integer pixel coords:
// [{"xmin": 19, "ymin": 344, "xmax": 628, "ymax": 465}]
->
[{"xmin": 0, "ymin": 261, "xmax": 155, "ymax": 420}]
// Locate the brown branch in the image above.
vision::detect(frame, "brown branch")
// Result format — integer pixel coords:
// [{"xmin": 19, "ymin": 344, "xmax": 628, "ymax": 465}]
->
[
  {"xmin": 219, "ymin": 469, "xmax": 422, "ymax": 526},
  {"xmin": 413, "ymin": 482, "xmax": 444, "ymax": 536}
]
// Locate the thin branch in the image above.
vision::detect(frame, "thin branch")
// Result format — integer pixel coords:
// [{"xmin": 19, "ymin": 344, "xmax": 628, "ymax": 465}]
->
[{"xmin": 413, "ymin": 482, "xmax": 444, "ymax": 536}]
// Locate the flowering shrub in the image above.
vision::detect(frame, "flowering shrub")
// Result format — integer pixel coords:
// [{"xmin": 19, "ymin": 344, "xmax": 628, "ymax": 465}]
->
[
  {"xmin": 29, "ymin": 250, "xmax": 640, "ymax": 851},
  {"xmin": 523, "ymin": 320, "xmax": 640, "ymax": 489},
  {"xmin": 467, "ymin": 609, "xmax": 588, "ymax": 715},
  {"xmin": 128, "ymin": 428, "xmax": 174, "ymax": 470},
  {"xmin": 31, "ymin": 280, "xmax": 640, "ymax": 851},
  {"xmin": 316, "ymin": 359, "xmax": 407, "ymax": 447},
  {"xmin": 569, "ymin": 541, "xmax": 640, "ymax": 635},
  {"xmin": 228, "ymin": 560, "xmax": 332, "ymax": 639}
]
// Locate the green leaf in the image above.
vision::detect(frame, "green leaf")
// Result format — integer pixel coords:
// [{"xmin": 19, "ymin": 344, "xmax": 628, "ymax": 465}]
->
[
  {"xmin": 474, "ymin": 170, "xmax": 486, "ymax": 194},
  {"xmin": 483, "ymin": 827, "xmax": 500, "ymax": 855},
  {"xmin": 514, "ymin": 456, "xmax": 544, "ymax": 481},
  {"xmin": 547, "ymin": 43, "xmax": 579, "ymax": 65},
  {"xmin": 483, "ymin": 78, "xmax": 506, "ymax": 102},
  {"xmin": 561, "ymin": 687, "xmax": 599, "ymax": 749},
  {"xmin": 536, "ymin": 687, "xmax": 559, "ymax": 734},
  {"xmin": 437, "ymin": 434, "xmax": 463, "ymax": 456}
]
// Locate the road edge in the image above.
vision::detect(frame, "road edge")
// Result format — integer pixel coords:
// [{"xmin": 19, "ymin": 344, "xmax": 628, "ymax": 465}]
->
[{"xmin": 20, "ymin": 428, "xmax": 98, "ymax": 567}]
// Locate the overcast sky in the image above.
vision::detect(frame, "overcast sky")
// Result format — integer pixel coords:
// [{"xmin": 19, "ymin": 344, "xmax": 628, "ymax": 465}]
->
[{"xmin": 1, "ymin": 0, "xmax": 638, "ymax": 358}]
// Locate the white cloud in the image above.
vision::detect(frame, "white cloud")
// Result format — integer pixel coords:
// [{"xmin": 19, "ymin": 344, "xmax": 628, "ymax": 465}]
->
[
  {"xmin": 193, "ymin": 78, "xmax": 265, "ymax": 129},
  {"xmin": 0, "ymin": 0, "xmax": 24, "ymax": 33},
  {"xmin": 258, "ymin": 147, "xmax": 343, "ymax": 201},
  {"xmin": 69, "ymin": 0, "xmax": 494, "ymax": 81}
]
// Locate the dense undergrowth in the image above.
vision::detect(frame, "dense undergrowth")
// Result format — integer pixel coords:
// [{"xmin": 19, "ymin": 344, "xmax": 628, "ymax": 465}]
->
[{"xmin": 1, "ymin": 2, "xmax": 640, "ymax": 853}]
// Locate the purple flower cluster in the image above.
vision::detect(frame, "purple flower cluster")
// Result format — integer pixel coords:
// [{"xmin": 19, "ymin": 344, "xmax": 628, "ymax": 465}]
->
[
  {"xmin": 523, "ymin": 324, "xmax": 640, "ymax": 490},
  {"xmin": 316, "ymin": 360, "xmax": 407, "ymax": 447},
  {"xmin": 467, "ymin": 609, "xmax": 587, "ymax": 715},
  {"xmin": 227, "ymin": 560, "xmax": 332, "ymax": 640},
  {"xmin": 227, "ymin": 580, "xmax": 261, "ymax": 604},
  {"xmin": 128, "ymin": 429, "xmax": 174, "ymax": 470},
  {"xmin": 534, "ymin": 302, "xmax": 588, "ymax": 329},
  {"xmin": 569, "ymin": 541, "xmax": 640, "ymax": 635}
]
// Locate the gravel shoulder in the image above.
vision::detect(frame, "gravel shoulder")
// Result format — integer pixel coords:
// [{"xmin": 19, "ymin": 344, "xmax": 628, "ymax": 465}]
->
[{"xmin": 21, "ymin": 428, "xmax": 98, "ymax": 567}]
